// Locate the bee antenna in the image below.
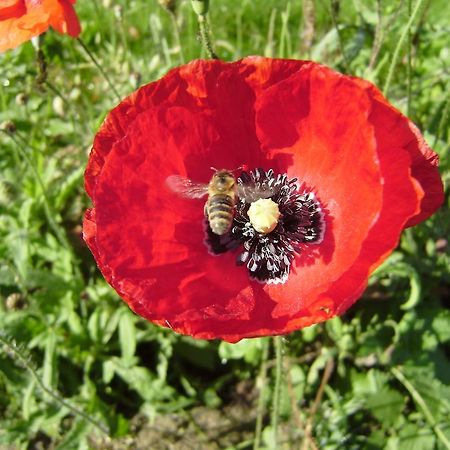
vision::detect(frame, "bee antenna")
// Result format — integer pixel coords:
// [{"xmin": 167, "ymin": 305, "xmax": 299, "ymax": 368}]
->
[
  {"xmin": 231, "ymin": 165, "xmax": 248, "ymax": 174},
  {"xmin": 210, "ymin": 166, "xmax": 218, "ymax": 172}
]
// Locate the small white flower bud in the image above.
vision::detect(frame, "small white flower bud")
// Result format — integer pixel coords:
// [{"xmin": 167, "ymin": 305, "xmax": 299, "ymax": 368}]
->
[{"xmin": 247, "ymin": 198, "xmax": 281, "ymax": 234}]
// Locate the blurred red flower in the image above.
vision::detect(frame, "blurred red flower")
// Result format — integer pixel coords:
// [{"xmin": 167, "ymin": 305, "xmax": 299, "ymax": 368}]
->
[
  {"xmin": 83, "ymin": 57, "xmax": 443, "ymax": 342},
  {"xmin": 0, "ymin": 0, "xmax": 80, "ymax": 53}
]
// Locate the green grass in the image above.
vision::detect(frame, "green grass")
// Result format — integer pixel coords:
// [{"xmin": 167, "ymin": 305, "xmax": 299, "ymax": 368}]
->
[{"xmin": 0, "ymin": 0, "xmax": 449, "ymax": 448}]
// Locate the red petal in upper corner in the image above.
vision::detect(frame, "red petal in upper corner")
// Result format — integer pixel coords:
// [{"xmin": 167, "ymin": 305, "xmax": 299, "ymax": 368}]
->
[
  {"xmin": 0, "ymin": 3, "xmax": 49, "ymax": 52},
  {"xmin": 0, "ymin": 0, "xmax": 80, "ymax": 52}
]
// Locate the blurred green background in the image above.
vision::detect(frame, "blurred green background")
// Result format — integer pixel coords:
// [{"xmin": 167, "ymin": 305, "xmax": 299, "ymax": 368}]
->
[{"xmin": 0, "ymin": 0, "xmax": 449, "ymax": 448}]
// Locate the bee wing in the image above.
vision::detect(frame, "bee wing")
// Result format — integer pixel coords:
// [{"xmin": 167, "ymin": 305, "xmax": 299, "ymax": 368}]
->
[
  {"xmin": 236, "ymin": 184, "xmax": 275, "ymax": 203},
  {"xmin": 166, "ymin": 175, "xmax": 209, "ymax": 199}
]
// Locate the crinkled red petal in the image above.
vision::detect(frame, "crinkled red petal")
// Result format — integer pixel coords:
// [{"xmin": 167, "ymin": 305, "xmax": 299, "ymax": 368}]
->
[
  {"xmin": 249, "ymin": 61, "xmax": 387, "ymax": 333},
  {"xmin": 93, "ymin": 108, "xmax": 257, "ymax": 334},
  {"xmin": 84, "ymin": 57, "xmax": 443, "ymax": 342}
]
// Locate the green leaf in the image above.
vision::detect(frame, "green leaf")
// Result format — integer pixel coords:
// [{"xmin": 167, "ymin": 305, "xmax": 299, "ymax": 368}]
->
[
  {"xmin": 55, "ymin": 419, "xmax": 89, "ymax": 450},
  {"xmin": 366, "ymin": 387, "xmax": 405, "ymax": 427},
  {"xmin": 432, "ymin": 310, "xmax": 450, "ymax": 343},
  {"xmin": 0, "ymin": 264, "xmax": 16, "ymax": 286},
  {"xmin": 404, "ymin": 368, "xmax": 450, "ymax": 419},
  {"xmin": 203, "ymin": 387, "xmax": 222, "ymax": 408},
  {"xmin": 101, "ymin": 308, "xmax": 122, "ymax": 345},
  {"xmin": 118, "ymin": 310, "xmax": 136, "ymax": 364},
  {"xmin": 218, "ymin": 338, "xmax": 263, "ymax": 364},
  {"xmin": 43, "ymin": 331, "xmax": 57, "ymax": 389},
  {"xmin": 351, "ymin": 369, "xmax": 389, "ymax": 396},
  {"xmin": 102, "ymin": 360, "xmax": 116, "ymax": 384},
  {"xmin": 87, "ymin": 308, "xmax": 101, "ymax": 343},
  {"xmin": 54, "ymin": 167, "xmax": 84, "ymax": 210},
  {"xmin": 397, "ymin": 424, "xmax": 435, "ymax": 450},
  {"xmin": 22, "ymin": 379, "xmax": 36, "ymax": 421},
  {"xmin": 45, "ymin": 118, "xmax": 74, "ymax": 136},
  {"xmin": 113, "ymin": 414, "xmax": 130, "ymax": 438}
]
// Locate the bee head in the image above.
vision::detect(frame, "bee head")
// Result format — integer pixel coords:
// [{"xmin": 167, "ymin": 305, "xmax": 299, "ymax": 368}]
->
[{"xmin": 212, "ymin": 170, "xmax": 235, "ymax": 191}]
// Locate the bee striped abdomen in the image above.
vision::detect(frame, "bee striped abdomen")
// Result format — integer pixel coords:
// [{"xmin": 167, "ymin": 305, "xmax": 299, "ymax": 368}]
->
[{"xmin": 207, "ymin": 194, "xmax": 235, "ymax": 235}]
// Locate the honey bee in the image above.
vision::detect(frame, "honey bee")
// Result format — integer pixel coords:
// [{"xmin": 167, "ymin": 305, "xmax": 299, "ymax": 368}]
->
[
  {"xmin": 166, "ymin": 169, "xmax": 238, "ymax": 235},
  {"xmin": 166, "ymin": 168, "xmax": 276, "ymax": 235}
]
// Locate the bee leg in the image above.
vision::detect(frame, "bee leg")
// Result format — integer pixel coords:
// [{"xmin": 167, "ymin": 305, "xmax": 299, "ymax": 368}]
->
[{"xmin": 204, "ymin": 203, "xmax": 209, "ymax": 218}]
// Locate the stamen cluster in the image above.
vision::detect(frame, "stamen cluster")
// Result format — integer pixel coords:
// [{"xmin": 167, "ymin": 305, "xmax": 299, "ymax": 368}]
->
[{"xmin": 205, "ymin": 168, "xmax": 325, "ymax": 284}]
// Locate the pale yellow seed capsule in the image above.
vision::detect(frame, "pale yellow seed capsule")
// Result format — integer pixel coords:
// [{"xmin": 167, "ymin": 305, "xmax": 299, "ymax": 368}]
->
[{"xmin": 247, "ymin": 198, "xmax": 281, "ymax": 234}]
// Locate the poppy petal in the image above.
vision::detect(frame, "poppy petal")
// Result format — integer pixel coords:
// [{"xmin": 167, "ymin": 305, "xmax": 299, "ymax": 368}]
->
[
  {"xmin": 48, "ymin": 0, "xmax": 81, "ymax": 37},
  {"xmin": 0, "ymin": 0, "xmax": 80, "ymax": 53},
  {"xmin": 92, "ymin": 108, "xmax": 256, "ymax": 333}
]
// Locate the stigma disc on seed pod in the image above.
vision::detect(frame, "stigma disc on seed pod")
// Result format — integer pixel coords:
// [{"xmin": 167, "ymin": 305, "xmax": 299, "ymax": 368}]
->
[{"xmin": 247, "ymin": 198, "xmax": 281, "ymax": 234}]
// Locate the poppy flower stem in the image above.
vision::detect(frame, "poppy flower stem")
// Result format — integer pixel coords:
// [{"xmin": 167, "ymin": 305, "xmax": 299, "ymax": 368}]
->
[
  {"xmin": 383, "ymin": 0, "xmax": 426, "ymax": 96},
  {"xmin": 301, "ymin": 356, "xmax": 334, "ymax": 450},
  {"xmin": 36, "ymin": 48, "xmax": 48, "ymax": 88},
  {"xmin": 271, "ymin": 336, "xmax": 284, "ymax": 449},
  {"xmin": 197, "ymin": 14, "xmax": 219, "ymax": 59},
  {"xmin": 253, "ymin": 338, "xmax": 270, "ymax": 450},
  {"xmin": 32, "ymin": 35, "xmax": 48, "ymax": 88},
  {"xmin": 329, "ymin": 0, "xmax": 349, "ymax": 70},
  {"xmin": 76, "ymin": 38, "xmax": 122, "ymax": 103},
  {"xmin": 191, "ymin": 1, "xmax": 218, "ymax": 59},
  {"xmin": 406, "ymin": 0, "xmax": 413, "ymax": 116}
]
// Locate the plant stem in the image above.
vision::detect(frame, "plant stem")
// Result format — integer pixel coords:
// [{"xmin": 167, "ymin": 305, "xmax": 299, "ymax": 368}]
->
[
  {"xmin": 432, "ymin": 88, "xmax": 450, "ymax": 148},
  {"xmin": 77, "ymin": 38, "xmax": 121, "ymax": 102},
  {"xmin": 300, "ymin": 0, "xmax": 315, "ymax": 57},
  {"xmin": 391, "ymin": 367, "xmax": 450, "ymax": 450},
  {"xmin": 329, "ymin": 0, "xmax": 349, "ymax": 70},
  {"xmin": 197, "ymin": 14, "xmax": 218, "ymax": 59},
  {"xmin": 366, "ymin": 0, "xmax": 383, "ymax": 74},
  {"xmin": 169, "ymin": 11, "xmax": 185, "ymax": 63},
  {"xmin": 254, "ymin": 338, "xmax": 270, "ymax": 450},
  {"xmin": 383, "ymin": 0, "xmax": 426, "ymax": 96},
  {"xmin": 44, "ymin": 79, "xmax": 70, "ymax": 105},
  {"xmin": 407, "ymin": 0, "xmax": 413, "ymax": 116},
  {"xmin": 0, "ymin": 333, "xmax": 109, "ymax": 436},
  {"xmin": 271, "ymin": 336, "xmax": 283, "ymax": 450},
  {"xmin": 301, "ymin": 357, "xmax": 334, "ymax": 450}
]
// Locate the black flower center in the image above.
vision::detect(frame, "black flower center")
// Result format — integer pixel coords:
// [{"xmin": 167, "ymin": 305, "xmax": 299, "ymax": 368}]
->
[{"xmin": 204, "ymin": 168, "xmax": 325, "ymax": 284}]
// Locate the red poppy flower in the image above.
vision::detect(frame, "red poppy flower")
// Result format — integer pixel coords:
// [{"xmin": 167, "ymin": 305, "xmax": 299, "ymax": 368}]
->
[
  {"xmin": 83, "ymin": 57, "xmax": 443, "ymax": 343},
  {"xmin": 0, "ymin": 0, "xmax": 80, "ymax": 53}
]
